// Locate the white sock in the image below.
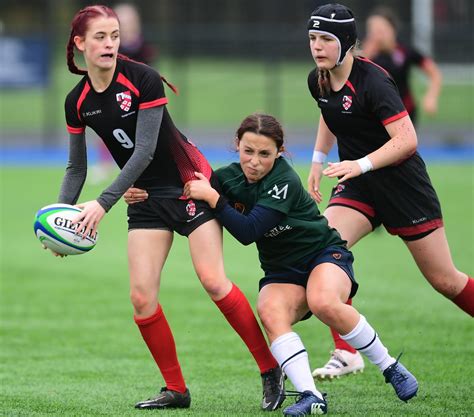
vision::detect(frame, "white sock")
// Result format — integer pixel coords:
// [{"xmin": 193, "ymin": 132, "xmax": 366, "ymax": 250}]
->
[
  {"xmin": 270, "ymin": 332, "xmax": 323, "ymax": 399},
  {"xmin": 341, "ymin": 315, "xmax": 396, "ymax": 372}
]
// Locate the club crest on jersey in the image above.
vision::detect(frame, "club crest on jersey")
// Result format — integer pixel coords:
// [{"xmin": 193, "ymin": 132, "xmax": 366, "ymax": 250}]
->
[
  {"xmin": 342, "ymin": 95, "xmax": 352, "ymax": 111},
  {"xmin": 186, "ymin": 200, "xmax": 196, "ymax": 217},
  {"xmin": 332, "ymin": 253, "xmax": 342, "ymax": 260},
  {"xmin": 116, "ymin": 91, "xmax": 132, "ymax": 112}
]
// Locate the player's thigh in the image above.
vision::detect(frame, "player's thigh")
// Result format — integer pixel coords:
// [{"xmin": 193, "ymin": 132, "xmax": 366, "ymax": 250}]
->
[
  {"xmin": 404, "ymin": 227, "xmax": 466, "ymax": 294},
  {"xmin": 306, "ymin": 263, "xmax": 352, "ymax": 310},
  {"xmin": 324, "ymin": 205, "xmax": 372, "ymax": 247},
  {"xmin": 128, "ymin": 228, "xmax": 174, "ymax": 293},
  {"xmin": 258, "ymin": 283, "xmax": 308, "ymax": 339},
  {"xmin": 188, "ymin": 219, "xmax": 230, "ymax": 295}
]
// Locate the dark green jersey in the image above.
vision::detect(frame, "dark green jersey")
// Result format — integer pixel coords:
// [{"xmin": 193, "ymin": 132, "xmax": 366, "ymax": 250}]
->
[{"xmin": 215, "ymin": 157, "xmax": 346, "ymax": 271}]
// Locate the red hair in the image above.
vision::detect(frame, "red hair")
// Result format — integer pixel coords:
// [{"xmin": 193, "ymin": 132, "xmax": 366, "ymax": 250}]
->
[
  {"xmin": 66, "ymin": 5, "xmax": 178, "ymax": 94},
  {"xmin": 66, "ymin": 5, "xmax": 130, "ymax": 75}
]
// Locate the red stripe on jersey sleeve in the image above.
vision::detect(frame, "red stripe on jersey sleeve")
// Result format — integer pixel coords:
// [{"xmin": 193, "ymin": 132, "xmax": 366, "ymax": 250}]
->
[
  {"xmin": 382, "ymin": 110, "xmax": 409, "ymax": 126},
  {"xmin": 77, "ymin": 82, "xmax": 91, "ymax": 122},
  {"xmin": 139, "ymin": 97, "xmax": 168, "ymax": 109},
  {"xmin": 67, "ymin": 125, "xmax": 85, "ymax": 134},
  {"xmin": 117, "ymin": 73, "xmax": 140, "ymax": 97},
  {"xmin": 386, "ymin": 219, "xmax": 443, "ymax": 236}
]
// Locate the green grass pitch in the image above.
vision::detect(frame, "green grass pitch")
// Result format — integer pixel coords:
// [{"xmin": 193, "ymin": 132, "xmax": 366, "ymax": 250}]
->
[{"xmin": 1, "ymin": 163, "xmax": 473, "ymax": 416}]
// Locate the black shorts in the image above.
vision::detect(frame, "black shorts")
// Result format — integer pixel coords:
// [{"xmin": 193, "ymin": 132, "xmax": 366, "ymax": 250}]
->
[
  {"xmin": 328, "ymin": 153, "xmax": 443, "ymax": 241},
  {"xmin": 127, "ymin": 195, "xmax": 215, "ymax": 237},
  {"xmin": 259, "ymin": 245, "xmax": 358, "ymax": 321}
]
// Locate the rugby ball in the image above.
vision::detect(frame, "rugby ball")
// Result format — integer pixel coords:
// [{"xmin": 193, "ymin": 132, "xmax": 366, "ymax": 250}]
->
[{"xmin": 34, "ymin": 204, "xmax": 98, "ymax": 255}]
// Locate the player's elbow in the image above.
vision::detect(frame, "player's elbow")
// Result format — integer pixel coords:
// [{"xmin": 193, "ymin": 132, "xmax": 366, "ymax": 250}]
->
[
  {"xmin": 399, "ymin": 127, "xmax": 418, "ymax": 158},
  {"xmin": 237, "ymin": 235, "xmax": 255, "ymax": 246},
  {"xmin": 405, "ymin": 132, "xmax": 418, "ymax": 156},
  {"xmin": 145, "ymin": 152, "xmax": 154, "ymax": 164},
  {"xmin": 227, "ymin": 226, "xmax": 257, "ymax": 246}
]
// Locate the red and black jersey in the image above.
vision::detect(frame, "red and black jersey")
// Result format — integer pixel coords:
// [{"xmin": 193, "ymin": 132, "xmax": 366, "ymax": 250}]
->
[
  {"xmin": 65, "ymin": 59, "xmax": 211, "ymax": 190},
  {"xmin": 308, "ymin": 57, "xmax": 408, "ymax": 161},
  {"xmin": 371, "ymin": 43, "xmax": 426, "ymax": 117}
]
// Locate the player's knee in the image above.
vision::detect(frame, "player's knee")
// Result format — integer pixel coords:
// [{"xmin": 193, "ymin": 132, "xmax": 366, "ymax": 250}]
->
[
  {"xmin": 429, "ymin": 277, "xmax": 459, "ymax": 298},
  {"xmin": 257, "ymin": 298, "xmax": 283, "ymax": 332},
  {"xmin": 196, "ymin": 269, "xmax": 227, "ymax": 297},
  {"xmin": 309, "ymin": 296, "xmax": 339, "ymax": 323},
  {"xmin": 130, "ymin": 289, "xmax": 154, "ymax": 315}
]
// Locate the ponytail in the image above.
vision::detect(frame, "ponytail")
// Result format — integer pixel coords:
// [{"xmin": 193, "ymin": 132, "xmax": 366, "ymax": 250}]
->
[
  {"xmin": 317, "ymin": 69, "xmax": 331, "ymax": 97},
  {"xmin": 66, "ymin": 30, "xmax": 87, "ymax": 75},
  {"xmin": 117, "ymin": 53, "xmax": 179, "ymax": 95}
]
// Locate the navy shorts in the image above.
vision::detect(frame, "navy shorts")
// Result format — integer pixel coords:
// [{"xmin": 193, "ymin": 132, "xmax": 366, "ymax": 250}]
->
[
  {"xmin": 259, "ymin": 245, "xmax": 358, "ymax": 320},
  {"xmin": 328, "ymin": 153, "xmax": 443, "ymax": 241},
  {"xmin": 127, "ymin": 196, "xmax": 215, "ymax": 237}
]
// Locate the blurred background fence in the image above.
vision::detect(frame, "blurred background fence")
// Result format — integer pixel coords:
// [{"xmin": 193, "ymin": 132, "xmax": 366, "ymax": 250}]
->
[{"xmin": 0, "ymin": 0, "xmax": 472, "ymax": 160}]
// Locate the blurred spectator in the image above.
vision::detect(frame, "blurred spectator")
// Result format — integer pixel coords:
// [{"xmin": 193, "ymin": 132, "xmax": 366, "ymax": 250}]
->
[
  {"xmin": 363, "ymin": 6, "xmax": 442, "ymax": 126},
  {"xmin": 90, "ymin": 3, "xmax": 156, "ymax": 184},
  {"xmin": 115, "ymin": 3, "xmax": 156, "ymax": 64}
]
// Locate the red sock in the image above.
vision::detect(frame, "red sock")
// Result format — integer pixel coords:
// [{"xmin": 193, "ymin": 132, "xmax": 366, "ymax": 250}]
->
[
  {"xmin": 330, "ymin": 298, "xmax": 357, "ymax": 353},
  {"xmin": 134, "ymin": 305, "xmax": 187, "ymax": 393},
  {"xmin": 214, "ymin": 283, "xmax": 278, "ymax": 373},
  {"xmin": 452, "ymin": 277, "xmax": 474, "ymax": 317}
]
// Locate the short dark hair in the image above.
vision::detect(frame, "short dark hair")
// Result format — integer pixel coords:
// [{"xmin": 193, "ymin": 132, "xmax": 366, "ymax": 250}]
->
[{"xmin": 236, "ymin": 113, "xmax": 284, "ymax": 150}]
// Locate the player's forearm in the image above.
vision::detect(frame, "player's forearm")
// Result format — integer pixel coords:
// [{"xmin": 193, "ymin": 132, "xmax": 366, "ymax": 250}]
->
[
  {"xmin": 367, "ymin": 117, "xmax": 418, "ymax": 169},
  {"xmin": 215, "ymin": 203, "xmax": 284, "ymax": 246},
  {"xmin": 58, "ymin": 133, "xmax": 87, "ymax": 205},
  {"xmin": 203, "ymin": 188, "xmax": 221, "ymax": 209},
  {"xmin": 314, "ymin": 115, "xmax": 336, "ymax": 155},
  {"xmin": 423, "ymin": 59, "xmax": 442, "ymax": 99}
]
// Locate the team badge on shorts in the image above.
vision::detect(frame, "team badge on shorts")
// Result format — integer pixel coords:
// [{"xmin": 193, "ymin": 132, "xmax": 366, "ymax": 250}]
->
[
  {"xmin": 342, "ymin": 95, "xmax": 352, "ymax": 111},
  {"xmin": 334, "ymin": 184, "xmax": 345, "ymax": 194},
  {"xmin": 186, "ymin": 200, "xmax": 196, "ymax": 217},
  {"xmin": 332, "ymin": 253, "xmax": 342, "ymax": 260},
  {"xmin": 116, "ymin": 91, "xmax": 132, "ymax": 111}
]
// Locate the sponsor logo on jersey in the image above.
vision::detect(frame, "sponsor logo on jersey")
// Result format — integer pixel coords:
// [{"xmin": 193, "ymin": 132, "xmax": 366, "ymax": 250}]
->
[
  {"xmin": 332, "ymin": 253, "xmax": 342, "ymax": 260},
  {"xmin": 268, "ymin": 184, "xmax": 288, "ymax": 200},
  {"xmin": 342, "ymin": 95, "xmax": 352, "ymax": 111},
  {"xmin": 264, "ymin": 224, "xmax": 293, "ymax": 238},
  {"xmin": 234, "ymin": 202, "xmax": 246, "ymax": 213},
  {"xmin": 186, "ymin": 200, "xmax": 196, "ymax": 217},
  {"xmin": 116, "ymin": 90, "xmax": 132, "ymax": 112},
  {"xmin": 82, "ymin": 109, "xmax": 102, "ymax": 118}
]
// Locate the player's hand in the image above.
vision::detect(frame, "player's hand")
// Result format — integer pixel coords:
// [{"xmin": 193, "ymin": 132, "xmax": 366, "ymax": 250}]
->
[
  {"xmin": 72, "ymin": 200, "xmax": 105, "ymax": 240},
  {"xmin": 183, "ymin": 172, "xmax": 219, "ymax": 207},
  {"xmin": 42, "ymin": 244, "xmax": 67, "ymax": 258},
  {"xmin": 308, "ymin": 162, "xmax": 324, "ymax": 203},
  {"xmin": 323, "ymin": 160, "xmax": 362, "ymax": 183},
  {"xmin": 124, "ymin": 187, "xmax": 148, "ymax": 205},
  {"xmin": 423, "ymin": 93, "xmax": 438, "ymax": 115}
]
